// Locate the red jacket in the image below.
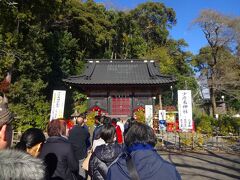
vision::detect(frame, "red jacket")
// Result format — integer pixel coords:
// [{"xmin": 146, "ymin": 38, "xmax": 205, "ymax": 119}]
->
[{"xmin": 112, "ymin": 122, "xmax": 123, "ymax": 144}]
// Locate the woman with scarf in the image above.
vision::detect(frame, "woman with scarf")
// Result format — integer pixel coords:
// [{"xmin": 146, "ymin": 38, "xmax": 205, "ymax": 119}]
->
[{"xmin": 107, "ymin": 122, "xmax": 181, "ymax": 180}]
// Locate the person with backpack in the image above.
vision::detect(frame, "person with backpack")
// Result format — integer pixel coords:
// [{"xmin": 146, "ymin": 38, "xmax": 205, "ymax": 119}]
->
[{"xmin": 89, "ymin": 124, "xmax": 122, "ymax": 180}]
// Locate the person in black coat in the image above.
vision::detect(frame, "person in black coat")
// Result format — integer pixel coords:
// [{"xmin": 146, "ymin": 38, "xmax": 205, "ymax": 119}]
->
[
  {"xmin": 92, "ymin": 116, "xmax": 111, "ymax": 143},
  {"xmin": 39, "ymin": 119, "xmax": 79, "ymax": 180},
  {"xmin": 68, "ymin": 114, "xmax": 91, "ymax": 179},
  {"xmin": 89, "ymin": 124, "xmax": 122, "ymax": 180},
  {"xmin": 107, "ymin": 122, "xmax": 181, "ymax": 180}
]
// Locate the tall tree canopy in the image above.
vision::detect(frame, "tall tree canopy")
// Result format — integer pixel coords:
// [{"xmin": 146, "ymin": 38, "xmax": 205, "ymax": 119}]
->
[
  {"xmin": 0, "ymin": 0, "xmax": 198, "ymax": 130},
  {"xmin": 130, "ymin": 2, "xmax": 176, "ymax": 49},
  {"xmin": 193, "ymin": 10, "xmax": 240, "ymax": 115}
]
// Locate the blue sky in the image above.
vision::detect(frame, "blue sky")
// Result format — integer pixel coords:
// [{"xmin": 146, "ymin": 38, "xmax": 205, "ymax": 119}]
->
[{"xmin": 95, "ymin": 0, "xmax": 240, "ymax": 55}]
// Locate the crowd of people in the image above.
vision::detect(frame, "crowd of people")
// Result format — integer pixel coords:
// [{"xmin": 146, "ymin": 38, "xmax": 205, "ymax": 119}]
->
[{"xmin": 0, "ymin": 99, "xmax": 181, "ymax": 180}]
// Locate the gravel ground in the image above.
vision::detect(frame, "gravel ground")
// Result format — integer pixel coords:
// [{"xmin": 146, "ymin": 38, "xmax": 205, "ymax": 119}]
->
[{"xmin": 159, "ymin": 150, "xmax": 240, "ymax": 180}]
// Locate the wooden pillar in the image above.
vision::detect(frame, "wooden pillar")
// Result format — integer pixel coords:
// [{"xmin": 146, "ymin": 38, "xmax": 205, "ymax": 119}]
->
[
  {"xmin": 159, "ymin": 94, "xmax": 162, "ymax": 110},
  {"xmin": 131, "ymin": 96, "xmax": 134, "ymax": 117},
  {"xmin": 108, "ymin": 96, "xmax": 111, "ymax": 115}
]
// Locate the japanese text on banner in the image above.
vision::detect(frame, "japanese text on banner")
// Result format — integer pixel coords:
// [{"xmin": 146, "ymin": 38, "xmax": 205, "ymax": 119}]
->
[{"xmin": 178, "ymin": 90, "xmax": 192, "ymax": 130}]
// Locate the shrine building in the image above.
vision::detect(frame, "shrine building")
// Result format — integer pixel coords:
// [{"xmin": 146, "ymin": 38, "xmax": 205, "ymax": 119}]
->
[{"xmin": 63, "ymin": 59, "xmax": 176, "ymax": 117}]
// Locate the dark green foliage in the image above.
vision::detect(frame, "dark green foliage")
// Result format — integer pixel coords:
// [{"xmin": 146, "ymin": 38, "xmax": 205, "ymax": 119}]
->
[
  {"xmin": 130, "ymin": 2, "xmax": 176, "ymax": 48},
  {"xmin": 194, "ymin": 115, "xmax": 215, "ymax": 134},
  {"xmin": 217, "ymin": 116, "xmax": 240, "ymax": 135},
  {"xmin": 144, "ymin": 38, "xmax": 199, "ymax": 106},
  {"xmin": 9, "ymin": 78, "xmax": 50, "ymax": 131},
  {"xmin": 194, "ymin": 114, "xmax": 240, "ymax": 135},
  {"xmin": 0, "ymin": 1, "xmax": 199, "ymax": 131}
]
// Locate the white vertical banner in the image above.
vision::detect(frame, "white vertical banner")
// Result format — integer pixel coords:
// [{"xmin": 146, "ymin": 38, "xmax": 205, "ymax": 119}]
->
[
  {"xmin": 145, "ymin": 105, "xmax": 153, "ymax": 128},
  {"xmin": 178, "ymin": 90, "xmax": 192, "ymax": 130},
  {"xmin": 159, "ymin": 110, "xmax": 166, "ymax": 120},
  {"xmin": 159, "ymin": 110, "xmax": 167, "ymax": 131},
  {"xmin": 50, "ymin": 90, "xmax": 66, "ymax": 121}
]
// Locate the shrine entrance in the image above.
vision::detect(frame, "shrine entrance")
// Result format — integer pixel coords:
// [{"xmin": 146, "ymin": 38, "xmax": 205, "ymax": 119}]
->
[{"xmin": 111, "ymin": 97, "xmax": 131, "ymax": 116}]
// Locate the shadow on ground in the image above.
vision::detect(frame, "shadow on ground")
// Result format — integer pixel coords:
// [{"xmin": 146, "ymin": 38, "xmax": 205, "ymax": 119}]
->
[{"xmin": 159, "ymin": 150, "xmax": 240, "ymax": 180}]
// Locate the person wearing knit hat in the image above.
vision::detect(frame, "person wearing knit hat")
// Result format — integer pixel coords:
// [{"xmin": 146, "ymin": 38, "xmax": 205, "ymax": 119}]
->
[{"xmin": 0, "ymin": 95, "xmax": 14, "ymax": 149}]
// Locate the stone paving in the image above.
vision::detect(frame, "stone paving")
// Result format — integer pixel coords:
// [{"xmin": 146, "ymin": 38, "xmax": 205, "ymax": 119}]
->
[{"xmin": 159, "ymin": 150, "xmax": 240, "ymax": 180}]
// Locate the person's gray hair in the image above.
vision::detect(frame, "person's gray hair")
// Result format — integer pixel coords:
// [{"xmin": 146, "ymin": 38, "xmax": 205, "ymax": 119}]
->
[{"xmin": 0, "ymin": 149, "xmax": 45, "ymax": 180}]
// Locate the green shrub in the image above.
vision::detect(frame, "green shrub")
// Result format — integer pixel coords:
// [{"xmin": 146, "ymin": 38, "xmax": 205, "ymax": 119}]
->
[
  {"xmin": 86, "ymin": 111, "xmax": 96, "ymax": 128},
  {"xmin": 195, "ymin": 115, "xmax": 214, "ymax": 134},
  {"xmin": 218, "ymin": 115, "xmax": 240, "ymax": 135},
  {"xmin": 134, "ymin": 110, "xmax": 145, "ymax": 123},
  {"xmin": 179, "ymin": 132, "xmax": 192, "ymax": 147}
]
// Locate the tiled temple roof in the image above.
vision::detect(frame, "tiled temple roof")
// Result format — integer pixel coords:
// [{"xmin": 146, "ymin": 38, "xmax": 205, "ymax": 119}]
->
[{"xmin": 63, "ymin": 59, "xmax": 176, "ymax": 85}]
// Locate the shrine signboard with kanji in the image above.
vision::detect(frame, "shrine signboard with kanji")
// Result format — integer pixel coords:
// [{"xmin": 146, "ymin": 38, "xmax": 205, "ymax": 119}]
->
[
  {"xmin": 50, "ymin": 90, "xmax": 66, "ymax": 121},
  {"xmin": 178, "ymin": 90, "xmax": 192, "ymax": 130}
]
